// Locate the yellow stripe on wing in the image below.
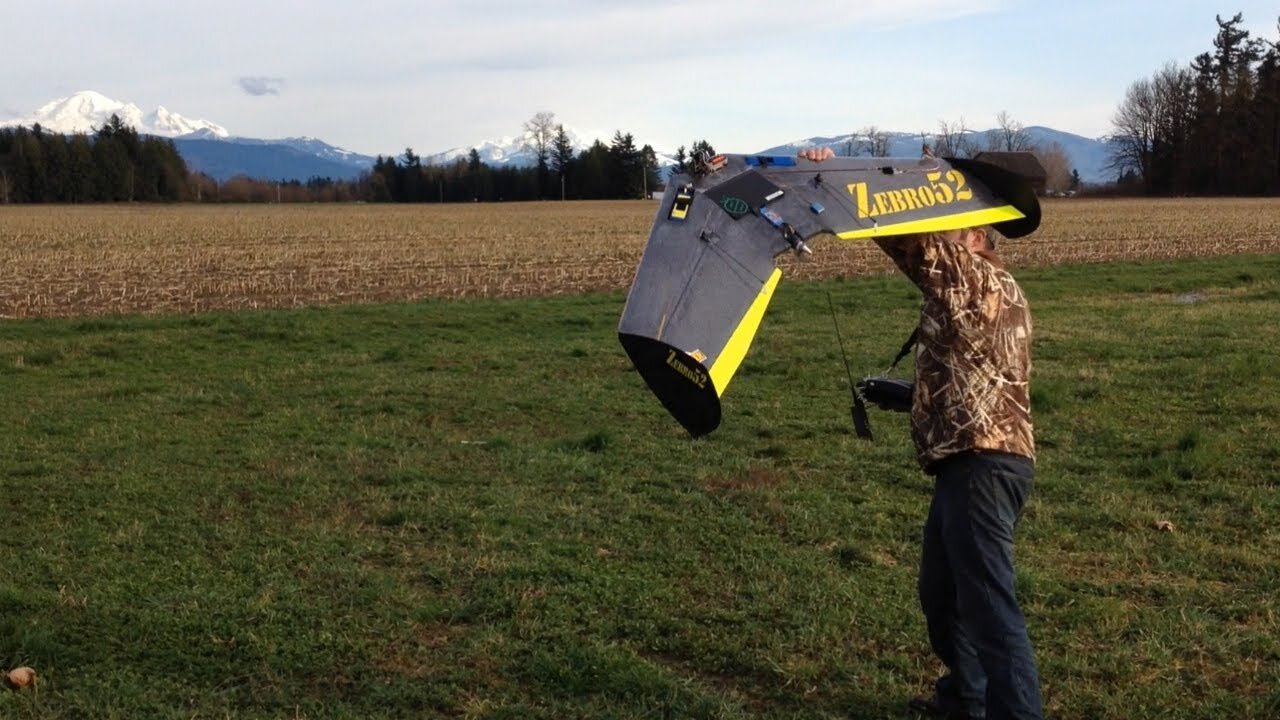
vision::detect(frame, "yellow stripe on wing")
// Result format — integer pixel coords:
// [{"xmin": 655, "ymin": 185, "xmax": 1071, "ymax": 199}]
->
[
  {"xmin": 835, "ymin": 205, "xmax": 1025, "ymax": 240},
  {"xmin": 709, "ymin": 268, "xmax": 783, "ymax": 397}
]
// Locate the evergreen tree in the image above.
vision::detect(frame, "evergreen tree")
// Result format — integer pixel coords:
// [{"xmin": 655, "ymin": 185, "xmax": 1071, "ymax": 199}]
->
[
  {"xmin": 41, "ymin": 127, "xmax": 71, "ymax": 201},
  {"xmin": 464, "ymin": 149, "xmax": 486, "ymax": 200},
  {"xmin": 1110, "ymin": 12, "xmax": 1280, "ymax": 195},
  {"xmin": 401, "ymin": 147, "xmax": 422, "ymax": 202},
  {"xmin": 551, "ymin": 125, "xmax": 575, "ymax": 200},
  {"xmin": 0, "ymin": 129, "xmax": 14, "ymax": 203},
  {"xmin": 67, "ymin": 133, "xmax": 95, "ymax": 202},
  {"xmin": 19, "ymin": 127, "xmax": 48, "ymax": 202},
  {"xmin": 1256, "ymin": 33, "xmax": 1280, "ymax": 192},
  {"xmin": 689, "ymin": 139, "xmax": 716, "ymax": 163},
  {"xmin": 93, "ymin": 115, "xmax": 135, "ymax": 200},
  {"xmin": 577, "ymin": 140, "xmax": 610, "ymax": 199},
  {"xmin": 672, "ymin": 146, "xmax": 688, "ymax": 175},
  {"xmin": 639, "ymin": 144, "xmax": 660, "ymax": 198},
  {"xmin": 369, "ymin": 157, "xmax": 394, "ymax": 202},
  {"xmin": 609, "ymin": 131, "xmax": 641, "ymax": 198},
  {"xmin": 1213, "ymin": 13, "xmax": 1263, "ymax": 193}
]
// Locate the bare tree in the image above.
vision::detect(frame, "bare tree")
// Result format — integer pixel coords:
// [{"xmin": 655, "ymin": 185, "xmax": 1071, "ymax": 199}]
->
[
  {"xmin": 1109, "ymin": 62, "xmax": 1193, "ymax": 189},
  {"xmin": 990, "ymin": 110, "xmax": 1034, "ymax": 152},
  {"xmin": 523, "ymin": 112, "xmax": 556, "ymax": 161},
  {"xmin": 933, "ymin": 117, "xmax": 976, "ymax": 158},
  {"xmin": 1033, "ymin": 141, "xmax": 1073, "ymax": 193},
  {"xmin": 522, "ymin": 111, "xmax": 557, "ymax": 196},
  {"xmin": 858, "ymin": 125, "xmax": 892, "ymax": 157},
  {"xmin": 1109, "ymin": 78, "xmax": 1158, "ymax": 182}
]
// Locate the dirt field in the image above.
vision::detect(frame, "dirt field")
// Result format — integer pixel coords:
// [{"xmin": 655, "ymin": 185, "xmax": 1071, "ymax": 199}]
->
[{"xmin": 3, "ymin": 198, "xmax": 1279, "ymax": 318}]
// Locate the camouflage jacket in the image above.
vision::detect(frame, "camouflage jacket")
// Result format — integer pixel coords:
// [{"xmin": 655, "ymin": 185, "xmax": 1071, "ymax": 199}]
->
[{"xmin": 874, "ymin": 232, "xmax": 1035, "ymax": 470}]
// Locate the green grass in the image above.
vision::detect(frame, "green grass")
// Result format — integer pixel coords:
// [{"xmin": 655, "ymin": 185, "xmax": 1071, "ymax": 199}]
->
[{"xmin": 2, "ymin": 254, "xmax": 1279, "ymax": 719}]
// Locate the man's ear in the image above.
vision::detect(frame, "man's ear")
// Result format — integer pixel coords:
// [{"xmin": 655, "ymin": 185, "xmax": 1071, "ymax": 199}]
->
[{"xmin": 972, "ymin": 227, "xmax": 992, "ymax": 252}]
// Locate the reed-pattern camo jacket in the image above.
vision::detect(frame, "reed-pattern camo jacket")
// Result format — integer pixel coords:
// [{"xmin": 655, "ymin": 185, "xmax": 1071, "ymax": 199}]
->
[{"xmin": 874, "ymin": 232, "xmax": 1035, "ymax": 471}]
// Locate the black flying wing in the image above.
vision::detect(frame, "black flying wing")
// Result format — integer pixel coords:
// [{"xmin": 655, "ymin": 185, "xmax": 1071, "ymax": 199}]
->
[{"xmin": 618, "ymin": 153, "xmax": 1040, "ymax": 437}]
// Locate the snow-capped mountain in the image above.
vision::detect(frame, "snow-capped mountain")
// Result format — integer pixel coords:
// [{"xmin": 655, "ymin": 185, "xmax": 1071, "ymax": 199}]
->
[
  {"xmin": 426, "ymin": 134, "xmax": 542, "ymax": 166},
  {"xmin": 208, "ymin": 135, "xmax": 377, "ymax": 172},
  {"xmin": 2, "ymin": 91, "xmax": 377, "ymax": 181},
  {"xmin": 425, "ymin": 126, "xmax": 680, "ymax": 169},
  {"xmin": 1, "ymin": 90, "xmax": 230, "ymax": 138},
  {"xmin": 440, "ymin": 126, "xmax": 1110, "ymax": 183},
  {"xmin": 5, "ymin": 91, "xmax": 1112, "ymax": 184},
  {"xmin": 169, "ymin": 137, "xmax": 376, "ymax": 182},
  {"xmin": 273, "ymin": 136, "xmax": 374, "ymax": 166}
]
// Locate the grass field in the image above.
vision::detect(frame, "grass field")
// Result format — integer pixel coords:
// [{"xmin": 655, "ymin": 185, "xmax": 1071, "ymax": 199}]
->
[{"xmin": 2, "ymin": 239, "xmax": 1278, "ymax": 718}]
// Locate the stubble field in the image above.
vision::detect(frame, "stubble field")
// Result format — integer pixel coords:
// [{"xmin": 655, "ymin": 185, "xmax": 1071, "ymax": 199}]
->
[{"xmin": 3, "ymin": 197, "xmax": 1280, "ymax": 318}]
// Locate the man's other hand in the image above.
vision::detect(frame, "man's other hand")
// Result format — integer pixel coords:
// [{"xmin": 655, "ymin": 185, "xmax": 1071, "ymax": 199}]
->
[{"xmin": 798, "ymin": 147, "xmax": 834, "ymax": 162}]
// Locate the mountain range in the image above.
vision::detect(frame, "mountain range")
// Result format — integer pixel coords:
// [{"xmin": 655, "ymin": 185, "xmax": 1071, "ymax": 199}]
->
[
  {"xmin": 760, "ymin": 128, "xmax": 1114, "ymax": 186},
  {"xmin": 2, "ymin": 91, "xmax": 1115, "ymax": 184},
  {"xmin": 1, "ymin": 91, "xmax": 379, "ymax": 182}
]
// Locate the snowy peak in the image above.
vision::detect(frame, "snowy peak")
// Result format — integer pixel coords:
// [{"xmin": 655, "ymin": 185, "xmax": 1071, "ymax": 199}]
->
[
  {"xmin": 2, "ymin": 90, "xmax": 229, "ymax": 138},
  {"xmin": 427, "ymin": 125, "xmax": 612, "ymax": 167},
  {"xmin": 426, "ymin": 127, "xmax": 680, "ymax": 169},
  {"xmin": 146, "ymin": 105, "xmax": 228, "ymax": 138},
  {"xmin": 426, "ymin": 133, "xmax": 553, "ymax": 167},
  {"xmin": 31, "ymin": 91, "xmax": 145, "ymax": 133}
]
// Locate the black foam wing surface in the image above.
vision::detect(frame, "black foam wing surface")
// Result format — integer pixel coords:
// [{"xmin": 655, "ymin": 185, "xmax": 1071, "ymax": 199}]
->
[{"xmin": 618, "ymin": 154, "xmax": 1040, "ymax": 436}]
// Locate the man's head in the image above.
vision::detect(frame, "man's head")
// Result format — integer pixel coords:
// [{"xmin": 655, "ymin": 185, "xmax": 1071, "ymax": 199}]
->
[
  {"xmin": 962, "ymin": 225, "xmax": 995, "ymax": 254},
  {"xmin": 948, "ymin": 224, "xmax": 1003, "ymax": 267}
]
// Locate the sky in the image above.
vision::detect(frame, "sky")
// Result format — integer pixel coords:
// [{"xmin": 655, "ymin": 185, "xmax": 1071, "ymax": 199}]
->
[{"xmin": 3, "ymin": 0, "xmax": 1278, "ymax": 156}]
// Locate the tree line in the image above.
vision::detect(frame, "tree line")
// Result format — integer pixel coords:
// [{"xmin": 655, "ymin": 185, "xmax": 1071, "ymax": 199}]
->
[
  {"xmin": 0, "ymin": 111, "xmax": 665, "ymax": 204},
  {"xmin": 368, "ymin": 114, "xmax": 662, "ymax": 203},
  {"xmin": 0, "ymin": 116, "xmax": 190, "ymax": 203},
  {"xmin": 1110, "ymin": 12, "xmax": 1280, "ymax": 195},
  {"xmin": 906, "ymin": 112, "xmax": 1079, "ymax": 194}
]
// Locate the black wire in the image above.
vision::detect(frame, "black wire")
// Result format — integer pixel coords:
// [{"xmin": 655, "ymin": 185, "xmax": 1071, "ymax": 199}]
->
[{"xmin": 826, "ymin": 291, "xmax": 857, "ymax": 394}]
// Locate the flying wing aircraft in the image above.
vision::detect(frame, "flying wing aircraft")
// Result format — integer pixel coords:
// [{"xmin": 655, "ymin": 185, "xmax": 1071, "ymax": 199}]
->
[{"xmin": 617, "ymin": 152, "xmax": 1041, "ymax": 437}]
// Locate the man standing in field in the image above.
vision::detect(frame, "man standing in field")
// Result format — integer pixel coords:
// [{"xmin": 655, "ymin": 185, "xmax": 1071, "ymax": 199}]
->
[{"xmin": 801, "ymin": 147, "xmax": 1044, "ymax": 720}]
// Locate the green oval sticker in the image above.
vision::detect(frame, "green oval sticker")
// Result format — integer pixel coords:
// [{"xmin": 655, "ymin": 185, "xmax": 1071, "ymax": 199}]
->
[{"xmin": 720, "ymin": 196, "xmax": 749, "ymax": 216}]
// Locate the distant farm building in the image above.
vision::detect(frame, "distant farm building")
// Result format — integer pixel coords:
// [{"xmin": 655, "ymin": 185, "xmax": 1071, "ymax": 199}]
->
[{"xmin": 973, "ymin": 151, "xmax": 1048, "ymax": 195}]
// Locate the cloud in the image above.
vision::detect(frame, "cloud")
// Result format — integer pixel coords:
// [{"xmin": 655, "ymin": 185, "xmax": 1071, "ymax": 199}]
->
[
  {"xmin": 237, "ymin": 76, "xmax": 285, "ymax": 96},
  {"xmin": 386, "ymin": 0, "xmax": 1005, "ymax": 80}
]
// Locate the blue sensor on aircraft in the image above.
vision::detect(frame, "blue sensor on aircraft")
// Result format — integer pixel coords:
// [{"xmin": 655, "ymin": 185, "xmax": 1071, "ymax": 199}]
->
[
  {"xmin": 758, "ymin": 206, "xmax": 785, "ymax": 228},
  {"xmin": 744, "ymin": 155, "xmax": 797, "ymax": 167}
]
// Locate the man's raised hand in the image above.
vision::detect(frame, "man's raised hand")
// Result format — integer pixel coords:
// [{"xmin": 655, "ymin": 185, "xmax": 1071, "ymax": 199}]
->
[{"xmin": 798, "ymin": 147, "xmax": 835, "ymax": 162}]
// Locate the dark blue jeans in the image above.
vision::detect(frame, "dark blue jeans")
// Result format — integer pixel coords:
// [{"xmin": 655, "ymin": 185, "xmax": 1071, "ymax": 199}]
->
[{"xmin": 919, "ymin": 451, "xmax": 1043, "ymax": 720}]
